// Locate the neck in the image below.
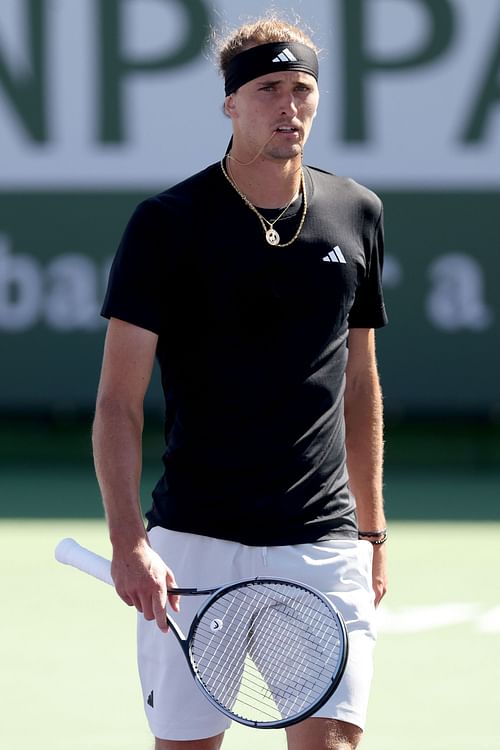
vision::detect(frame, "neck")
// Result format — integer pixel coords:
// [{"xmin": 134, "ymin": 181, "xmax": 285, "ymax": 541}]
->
[{"xmin": 226, "ymin": 148, "xmax": 303, "ymax": 209}]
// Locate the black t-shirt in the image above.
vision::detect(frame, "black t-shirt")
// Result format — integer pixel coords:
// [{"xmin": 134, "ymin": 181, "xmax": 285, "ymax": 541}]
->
[{"xmin": 102, "ymin": 162, "xmax": 388, "ymax": 545}]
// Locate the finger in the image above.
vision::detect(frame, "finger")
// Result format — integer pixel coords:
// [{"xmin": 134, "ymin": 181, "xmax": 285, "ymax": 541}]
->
[
  {"xmin": 168, "ymin": 592, "xmax": 181, "ymax": 612},
  {"xmin": 132, "ymin": 597, "xmax": 144, "ymax": 613},
  {"xmin": 137, "ymin": 580, "xmax": 166, "ymax": 625},
  {"xmin": 374, "ymin": 585, "xmax": 387, "ymax": 608},
  {"xmin": 152, "ymin": 592, "xmax": 169, "ymax": 632},
  {"xmin": 166, "ymin": 570, "xmax": 180, "ymax": 613},
  {"xmin": 117, "ymin": 590, "xmax": 141, "ymax": 610},
  {"xmin": 141, "ymin": 598, "xmax": 156, "ymax": 622}
]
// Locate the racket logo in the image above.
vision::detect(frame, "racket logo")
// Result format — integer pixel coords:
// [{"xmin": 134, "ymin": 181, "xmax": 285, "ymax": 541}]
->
[{"xmin": 210, "ymin": 618, "xmax": 223, "ymax": 632}]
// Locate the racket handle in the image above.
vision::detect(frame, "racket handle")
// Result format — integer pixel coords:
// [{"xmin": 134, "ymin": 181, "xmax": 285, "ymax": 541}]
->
[{"xmin": 55, "ymin": 537, "xmax": 114, "ymax": 587}]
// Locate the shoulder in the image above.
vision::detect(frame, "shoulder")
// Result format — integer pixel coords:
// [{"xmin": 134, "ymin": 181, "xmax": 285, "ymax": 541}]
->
[
  {"xmin": 144, "ymin": 162, "xmax": 221, "ymax": 214},
  {"xmin": 305, "ymin": 165, "xmax": 382, "ymax": 220},
  {"xmin": 117, "ymin": 163, "xmax": 221, "ymax": 262},
  {"xmin": 124, "ymin": 164, "xmax": 218, "ymax": 225}
]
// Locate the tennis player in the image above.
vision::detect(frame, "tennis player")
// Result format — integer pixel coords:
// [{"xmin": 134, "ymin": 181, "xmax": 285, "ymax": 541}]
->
[{"xmin": 93, "ymin": 14, "xmax": 388, "ymax": 750}]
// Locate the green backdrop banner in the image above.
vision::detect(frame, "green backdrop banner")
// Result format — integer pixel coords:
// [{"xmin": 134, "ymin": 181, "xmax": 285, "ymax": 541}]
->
[
  {"xmin": 0, "ymin": 190, "xmax": 498, "ymax": 416},
  {"xmin": 2, "ymin": 1, "xmax": 499, "ymax": 416}
]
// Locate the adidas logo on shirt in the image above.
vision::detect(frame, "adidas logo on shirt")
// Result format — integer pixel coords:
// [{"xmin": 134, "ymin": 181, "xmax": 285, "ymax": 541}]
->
[
  {"xmin": 322, "ymin": 246, "xmax": 346, "ymax": 264},
  {"xmin": 272, "ymin": 48, "xmax": 298, "ymax": 63}
]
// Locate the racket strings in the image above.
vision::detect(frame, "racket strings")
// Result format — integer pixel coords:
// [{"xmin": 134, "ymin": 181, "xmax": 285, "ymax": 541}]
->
[
  {"xmin": 243, "ymin": 591, "xmax": 340, "ymax": 713},
  {"xmin": 195, "ymin": 588, "xmax": 340, "ymax": 685},
  {"xmin": 246, "ymin": 596, "xmax": 337, "ymax": 694},
  {"xmin": 190, "ymin": 582, "xmax": 344, "ymax": 723},
  {"xmin": 197, "ymin": 590, "xmax": 338, "ymax": 718}
]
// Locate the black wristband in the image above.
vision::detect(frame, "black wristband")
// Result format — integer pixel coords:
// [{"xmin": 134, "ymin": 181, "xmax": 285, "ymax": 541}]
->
[{"xmin": 358, "ymin": 529, "xmax": 387, "ymax": 545}]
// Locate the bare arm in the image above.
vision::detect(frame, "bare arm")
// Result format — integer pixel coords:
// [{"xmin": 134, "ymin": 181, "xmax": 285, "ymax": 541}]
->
[
  {"xmin": 92, "ymin": 317, "xmax": 179, "ymax": 630},
  {"xmin": 344, "ymin": 327, "xmax": 387, "ymax": 606}
]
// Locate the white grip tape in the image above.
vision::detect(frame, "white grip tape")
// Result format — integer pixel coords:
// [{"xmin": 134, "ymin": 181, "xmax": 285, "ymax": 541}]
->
[{"xmin": 55, "ymin": 538, "xmax": 114, "ymax": 587}]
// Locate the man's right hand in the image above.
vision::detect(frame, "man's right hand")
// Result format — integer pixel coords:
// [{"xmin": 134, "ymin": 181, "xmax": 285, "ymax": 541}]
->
[{"xmin": 110, "ymin": 540, "xmax": 180, "ymax": 632}]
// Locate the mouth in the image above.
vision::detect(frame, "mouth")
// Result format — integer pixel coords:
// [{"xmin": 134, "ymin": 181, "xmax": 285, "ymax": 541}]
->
[{"xmin": 274, "ymin": 126, "xmax": 299, "ymax": 134}]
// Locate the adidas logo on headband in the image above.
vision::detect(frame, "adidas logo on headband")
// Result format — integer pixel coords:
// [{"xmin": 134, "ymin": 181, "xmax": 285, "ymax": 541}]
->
[{"xmin": 272, "ymin": 48, "xmax": 298, "ymax": 63}]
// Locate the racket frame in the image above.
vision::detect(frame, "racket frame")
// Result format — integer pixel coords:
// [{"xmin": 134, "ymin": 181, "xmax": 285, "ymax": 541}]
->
[
  {"xmin": 55, "ymin": 538, "xmax": 349, "ymax": 729},
  {"xmin": 177, "ymin": 576, "xmax": 349, "ymax": 729}
]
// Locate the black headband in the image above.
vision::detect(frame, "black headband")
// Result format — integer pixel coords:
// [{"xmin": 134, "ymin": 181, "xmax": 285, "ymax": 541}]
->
[{"xmin": 224, "ymin": 42, "xmax": 319, "ymax": 96}]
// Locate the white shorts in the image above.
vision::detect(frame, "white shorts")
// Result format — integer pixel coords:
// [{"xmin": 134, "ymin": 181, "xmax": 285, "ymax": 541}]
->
[{"xmin": 137, "ymin": 528, "xmax": 377, "ymax": 741}]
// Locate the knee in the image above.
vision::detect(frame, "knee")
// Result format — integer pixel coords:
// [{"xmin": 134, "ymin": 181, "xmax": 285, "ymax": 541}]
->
[
  {"xmin": 331, "ymin": 719, "xmax": 363, "ymax": 749},
  {"xmin": 286, "ymin": 718, "xmax": 363, "ymax": 750}
]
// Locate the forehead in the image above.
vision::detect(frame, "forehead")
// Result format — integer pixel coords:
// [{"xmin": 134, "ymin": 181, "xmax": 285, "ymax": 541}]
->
[{"xmin": 245, "ymin": 70, "xmax": 318, "ymax": 88}]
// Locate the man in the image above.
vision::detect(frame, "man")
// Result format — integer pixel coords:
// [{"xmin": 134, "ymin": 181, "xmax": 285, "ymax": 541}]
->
[{"xmin": 93, "ymin": 15, "xmax": 388, "ymax": 750}]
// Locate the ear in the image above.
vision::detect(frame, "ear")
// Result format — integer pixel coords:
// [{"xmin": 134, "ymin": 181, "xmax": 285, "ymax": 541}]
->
[
  {"xmin": 224, "ymin": 94, "xmax": 237, "ymax": 119},
  {"xmin": 312, "ymin": 91, "xmax": 320, "ymax": 119}
]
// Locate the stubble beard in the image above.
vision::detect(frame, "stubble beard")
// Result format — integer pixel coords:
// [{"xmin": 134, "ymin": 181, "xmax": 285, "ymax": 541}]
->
[{"xmin": 265, "ymin": 141, "xmax": 303, "ymax": 163}]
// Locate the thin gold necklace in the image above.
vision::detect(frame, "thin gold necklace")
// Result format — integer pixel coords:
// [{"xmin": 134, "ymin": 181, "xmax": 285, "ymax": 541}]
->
[{"xmin": 220, "ymin": 157, "xmax": 308, "ymax": 247}]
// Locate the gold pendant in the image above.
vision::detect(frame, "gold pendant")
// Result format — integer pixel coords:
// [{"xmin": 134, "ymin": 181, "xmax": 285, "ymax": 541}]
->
[{"xmin": 266, "ymin": 228, "xmax": 280, "ymax": 246}]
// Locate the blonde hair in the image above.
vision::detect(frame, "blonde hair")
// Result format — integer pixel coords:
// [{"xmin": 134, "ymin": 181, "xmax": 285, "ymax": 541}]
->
[{"xmin": 216, "ymin": 13, "xmax": 319, "ymax": 79}]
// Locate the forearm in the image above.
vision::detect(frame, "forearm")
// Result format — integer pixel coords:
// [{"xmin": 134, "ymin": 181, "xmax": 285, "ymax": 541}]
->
[
  {"xmin": 92, "ymin": 396, "xmax": 147, "ymax": 550},
  {"xmin": 344, "ymin": 369, "xmax": 385, "ymax": 531},
  {"xmin": 90, "ymin": 319, "xmax": 177, "ymax": 627},
  {"xmin": 344, "ymin": 335, "xmax": 388, "ymax": 606}
]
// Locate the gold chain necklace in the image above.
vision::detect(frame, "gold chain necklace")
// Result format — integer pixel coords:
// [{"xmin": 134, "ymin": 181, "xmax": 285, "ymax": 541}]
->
[{"xmin": 220, "ymin": 157, "xmax": 308, "ymax": 247}]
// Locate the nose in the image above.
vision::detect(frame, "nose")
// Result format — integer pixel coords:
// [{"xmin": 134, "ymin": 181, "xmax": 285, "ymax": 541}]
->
[{"xmin": 278, "ymin": 92, "xmax": 299, "ymax": 117}]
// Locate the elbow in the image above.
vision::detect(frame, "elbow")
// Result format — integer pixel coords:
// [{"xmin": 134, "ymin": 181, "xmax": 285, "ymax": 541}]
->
[{"xmin": 93, "ymin": 390, "xmax": 144, "ymax": 438}]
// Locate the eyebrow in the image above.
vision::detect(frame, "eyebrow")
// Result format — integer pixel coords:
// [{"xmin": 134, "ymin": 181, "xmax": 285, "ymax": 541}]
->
[{"xmin": 256, "ymin": 78, "xmax": 312, "ymax": 86}]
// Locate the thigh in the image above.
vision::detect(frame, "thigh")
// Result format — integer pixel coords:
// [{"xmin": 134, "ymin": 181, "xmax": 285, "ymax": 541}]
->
[
  {"xmin": 263, "ymin": 539, "xmax": 377, "ymax": 731},
  {"xmin": 155, "ymin": 734, "xmax": 224, "ymax": 750}
]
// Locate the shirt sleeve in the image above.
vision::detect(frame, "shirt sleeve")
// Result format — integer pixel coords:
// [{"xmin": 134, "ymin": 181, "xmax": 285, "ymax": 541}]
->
[
  {"xmin": 101, "ymin": 198, "xmax": 171, "ymax": 335},
  {"xmin": 348, "ymin": 201, "xmax": 388, "ymax": 329}
]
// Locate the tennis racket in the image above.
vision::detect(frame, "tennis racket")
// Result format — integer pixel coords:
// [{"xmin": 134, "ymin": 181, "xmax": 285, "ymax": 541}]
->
[{"xmin": 55, "ymin": 537, "xmax": 348, "ymax": 729}]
